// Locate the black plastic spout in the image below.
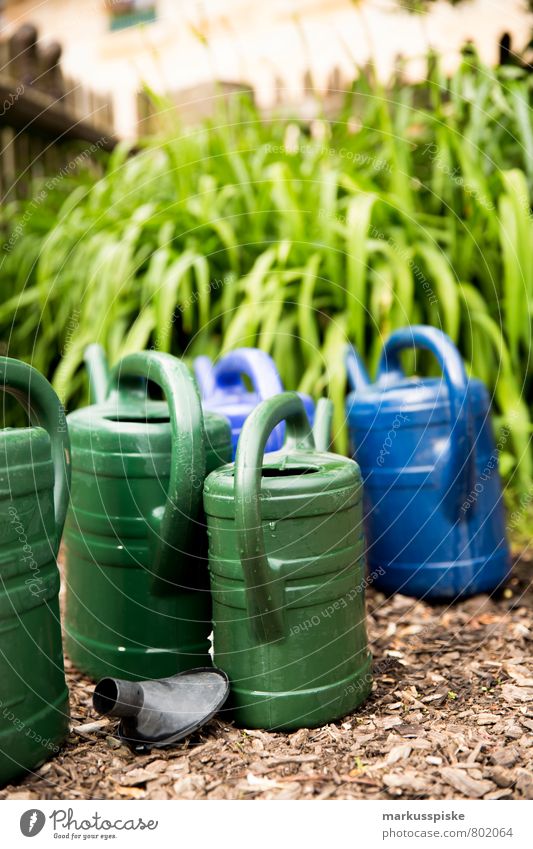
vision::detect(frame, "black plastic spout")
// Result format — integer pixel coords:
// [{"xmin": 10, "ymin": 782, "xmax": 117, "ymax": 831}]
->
[
  {"xmin": 92, "ymin": 668, "xmax": 229, "ymax": 751},
  {"xmin": 93, "ymin": 677, "xmax": 144, "ymax": 718}
]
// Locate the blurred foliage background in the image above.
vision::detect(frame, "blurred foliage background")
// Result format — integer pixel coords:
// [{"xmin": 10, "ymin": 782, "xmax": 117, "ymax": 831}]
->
[{"xmin": 0, "ymin": 53, "xmax": 531, "ymax": 509}]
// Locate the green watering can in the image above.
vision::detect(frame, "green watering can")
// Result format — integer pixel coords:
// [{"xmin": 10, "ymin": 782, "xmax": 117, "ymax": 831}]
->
[
  {"xmin": 0, "ymin": 357, "xmax": 70, "ymax": 784},
  {"xmin": 203, "ymin": 393, "xmax": 372, "ymax": 730},
  {"xmin": 64, "ymin": 349, "xmax": 232, "ymax": 681}
]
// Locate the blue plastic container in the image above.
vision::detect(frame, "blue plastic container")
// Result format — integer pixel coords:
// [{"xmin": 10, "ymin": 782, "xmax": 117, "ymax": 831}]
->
[
  {"xmin": 194, "ymin": 348, "xmax": 315, "ymax": 457},
  {"xmin": 346, "ymin": 325, "xmax": 510, "ymax": 600}
]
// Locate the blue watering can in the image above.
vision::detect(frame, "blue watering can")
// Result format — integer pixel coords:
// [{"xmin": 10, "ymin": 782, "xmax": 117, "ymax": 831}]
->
[
  {"xmin": 194, "ymin": 348, "xmax": 315, "ymax": 457},
  {"xmin": 346, "ymin": 325, "xmax": 510, "ymax": 600}
]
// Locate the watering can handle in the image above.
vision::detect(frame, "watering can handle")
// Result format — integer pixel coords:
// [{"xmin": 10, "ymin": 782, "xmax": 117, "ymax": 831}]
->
[
  {"xmin": 377, "ymin": 326, "xmax": 473, "ymax": 515},
  {"xmin": 214, "ymin": 348, "xmax": 284, "ymax": 400},
  {"xmin": 84, "ymin": 343, "xmax": 147, "ymax": 405},
  {"xmin": 84, "ymin": 344, "xmax": 110, "ymax": 404},
  {"xmin": 109, "ymin": 352, "xmax": 206, "ymax": 589},
  {"xmin": 235, "ymin": 392, "xmax": 314, "ymax": 643},
  {"xmin": 0, "ymin": 357, "xmax": 71, "ymax": 555},
  {"xmin": 193, "ymin": 355, "xmax": 217, "ymax": 398},
  {"xmin": 345, "ymin": 345, "xmax": 371, "ymax": 393}
]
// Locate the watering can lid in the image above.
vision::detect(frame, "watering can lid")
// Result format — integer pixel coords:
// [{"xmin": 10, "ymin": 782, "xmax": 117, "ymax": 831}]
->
[
  {"xmin": 68, "ymin": 397, "xmax": 230, "ymax": 448},
  {"xmin": 68, "ymin": 396, "xmax": 167, "ymax": 420},
  {"xmin": 204, "ymin": 448, "xmax": 362, "ymax": 520},
  {"xmin": 347, "ymin": 375, "xmax": 488, "ymax": 427}
]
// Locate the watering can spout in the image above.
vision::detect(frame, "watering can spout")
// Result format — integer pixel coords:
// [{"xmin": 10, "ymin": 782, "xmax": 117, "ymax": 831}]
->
[
  {"xmin": 93, "ymin": 670, "xmax": 229, "ymax": 750},
  {"xmin": 84, "ymin": 344, "xmax": 110, "ymax": 405},
  {"xmin": 313, "ymin": 397, "xmax": 333, "ymax": 451},
  {"xmin": 346, "ymin": 345, "xmax": 371, "ymax": 393},
  {"xmin": 93, "ymin": 678, "xmax": 143, "ymax": 718},
  {"xmin": 193, "ymin": 355, "xmax": 216, "ymax": 398}
]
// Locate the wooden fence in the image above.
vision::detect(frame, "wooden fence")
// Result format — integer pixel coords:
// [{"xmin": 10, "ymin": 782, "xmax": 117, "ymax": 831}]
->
[{"xmin": 0, "ymin": 22, "xmax": 116, "ymax": 200}]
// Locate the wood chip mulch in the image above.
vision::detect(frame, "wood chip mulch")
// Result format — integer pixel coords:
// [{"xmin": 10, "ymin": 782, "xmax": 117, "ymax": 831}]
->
[{"xmin": 2, "ymin": 546, "xmax": 531, "ymax": 801}]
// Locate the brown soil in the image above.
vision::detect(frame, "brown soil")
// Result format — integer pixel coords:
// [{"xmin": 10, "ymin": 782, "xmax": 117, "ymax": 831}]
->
[{"xmin": 1, "ymin": 547, "xmax": 532, "ymax": 801}]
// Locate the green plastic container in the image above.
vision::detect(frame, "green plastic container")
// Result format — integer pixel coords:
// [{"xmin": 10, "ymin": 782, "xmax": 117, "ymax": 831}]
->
[
  {"xmin": 64, "ymin": 350, "xmax": 232, "ymax": 681},
  {"xmin": 0, "ymin": 357, "xmax": 70, "ymax": 785},
  {"xmin": 204, "ymin": 392, "xmax": 372, "ymax": 730}
]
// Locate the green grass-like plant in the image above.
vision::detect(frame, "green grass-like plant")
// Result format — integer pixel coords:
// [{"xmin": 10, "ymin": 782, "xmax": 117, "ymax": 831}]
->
[{"xmin": 1, "ymin": 54, "xmax": 531, "ymax": 501}]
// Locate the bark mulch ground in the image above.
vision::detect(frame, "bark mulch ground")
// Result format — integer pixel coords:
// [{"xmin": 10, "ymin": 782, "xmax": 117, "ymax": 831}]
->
[{"xmin": 2, "ymin": 546, "xmax": 532, "ymax": 801}]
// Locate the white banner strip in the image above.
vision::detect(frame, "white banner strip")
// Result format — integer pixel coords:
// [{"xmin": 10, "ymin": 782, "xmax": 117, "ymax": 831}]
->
[{"xmin": 1, "ymin": 799, "xmax": 532, "ymax": 848}]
